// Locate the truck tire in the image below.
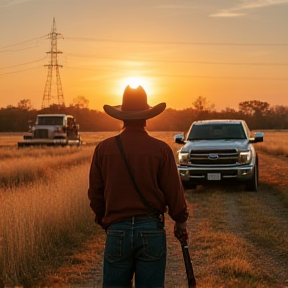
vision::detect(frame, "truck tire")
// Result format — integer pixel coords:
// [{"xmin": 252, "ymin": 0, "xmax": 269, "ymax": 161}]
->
[{"xmin": 245, "ymin": 162, "xmax": 258, "ymax": 191}]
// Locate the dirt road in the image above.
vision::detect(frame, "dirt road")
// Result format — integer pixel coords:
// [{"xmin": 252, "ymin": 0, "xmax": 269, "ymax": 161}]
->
[{"xmin": 49, "ymin": 152, "xmax": 288, "ymax": 288}]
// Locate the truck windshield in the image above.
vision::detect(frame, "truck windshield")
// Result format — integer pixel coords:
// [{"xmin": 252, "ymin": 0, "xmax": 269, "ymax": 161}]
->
[
  {"xmin": 37, "ymin": 116, "xmax": 64, "ymax": 125},
  {"xmin": 188, "ymin": 123, "xmax": 246, "ymax": 140}
]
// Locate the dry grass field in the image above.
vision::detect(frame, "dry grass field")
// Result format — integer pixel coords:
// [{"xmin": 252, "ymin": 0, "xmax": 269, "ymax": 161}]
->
[
  {"xmin": 1, "ymin": 130, "xmax": 288, "ymax": 288},
  {"xmin": 254, "ymin": 130, "xmax": 288, "ymax": 157}
]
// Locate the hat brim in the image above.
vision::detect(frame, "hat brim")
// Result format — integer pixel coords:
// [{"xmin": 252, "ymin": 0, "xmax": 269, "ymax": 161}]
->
[{"xmin": 103, "ymin": 102, "xmax": 166, "ymax": 120}]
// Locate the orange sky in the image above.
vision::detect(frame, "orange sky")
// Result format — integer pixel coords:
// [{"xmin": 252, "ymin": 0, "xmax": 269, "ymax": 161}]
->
[{"xmin": 1, "ymin": 0, "xmax": 287, "ymax": 111}]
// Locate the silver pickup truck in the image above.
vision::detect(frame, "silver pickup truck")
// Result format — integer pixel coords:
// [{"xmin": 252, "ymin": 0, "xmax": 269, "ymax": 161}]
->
[{"xmin": 175, "ymin": 119, "xmax": 264, "ymax": 191}]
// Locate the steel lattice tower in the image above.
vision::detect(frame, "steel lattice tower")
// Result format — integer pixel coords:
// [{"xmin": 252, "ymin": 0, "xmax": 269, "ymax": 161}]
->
[{"xmin": 42, "ymin": 18, "xmax": 65, "ymax": 109}]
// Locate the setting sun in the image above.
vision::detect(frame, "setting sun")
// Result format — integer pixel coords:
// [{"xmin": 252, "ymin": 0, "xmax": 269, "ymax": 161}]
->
[
  {"xmin": 120, "ymin": 77, "xmax": 151, "ymax": 93},
  {"xmin": 125, "ymin": 77, "xmax": 142, "ymax": 88}
]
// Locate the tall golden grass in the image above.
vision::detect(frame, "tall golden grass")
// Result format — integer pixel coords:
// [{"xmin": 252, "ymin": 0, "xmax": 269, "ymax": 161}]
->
[
  {"xmin": 0, "ymin": 130, "xmax": 287, "ymax": 287},
  {"xmin": 0, "ymin": 132, "xmax": 116, "ymax": 286},
  {"xmin": 0, "ymin": 147, "xmax": 94, "ymax": 188},
  {"xmin": 0, "ymin": 164, "xmax": 95, "ymax": 286},
  {"xmin": 254, "ymin": 130, "xmax": 288, "ymax": 156}
]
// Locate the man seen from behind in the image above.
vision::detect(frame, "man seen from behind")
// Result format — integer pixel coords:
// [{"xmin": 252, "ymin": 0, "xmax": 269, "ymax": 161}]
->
[{"xmin": 88, "ymin": 85, "xmax": 189, "ymax": 288}]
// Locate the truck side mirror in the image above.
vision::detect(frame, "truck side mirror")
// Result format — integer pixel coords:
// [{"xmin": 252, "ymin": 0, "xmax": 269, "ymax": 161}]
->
[
  {"xmin": 253, "ymin": 132, "xmax": 264, "ymax": 143},
  {"xmin": 174, "ymin": 133, "xmax": 185, "ymax": 144}
]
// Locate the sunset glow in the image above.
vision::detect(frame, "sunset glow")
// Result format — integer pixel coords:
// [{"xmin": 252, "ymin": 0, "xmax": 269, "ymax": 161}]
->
[
  {"xmin": 120, "ymin": 77, "xmax": 151, "ymax": 94},
  {"xmin": 123, "ymin": 77, "xmax": 144, "ymax": 89},
  {"xmin": 0, "ymin": 1, "xmax": 287, "ymax": 111}
]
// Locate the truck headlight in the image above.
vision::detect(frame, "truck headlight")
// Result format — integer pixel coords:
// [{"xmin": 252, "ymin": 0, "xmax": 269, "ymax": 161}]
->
[
  {"xmin": 239, "ymin": 151, "xmax": 252, "ymax": 164},
  {"xmin": 178, "ymin": 152, "xmax": 189, "ymax": 165}
]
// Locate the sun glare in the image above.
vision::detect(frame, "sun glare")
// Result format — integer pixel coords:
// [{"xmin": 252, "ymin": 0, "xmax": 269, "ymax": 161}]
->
[
  {"xmin": 127, "ymin": 77, "xmax": 140, "ymax": 88},
  {"xmin": 121, "ymin": 77, "xmax": 149, "ymax": 91},
  {"xmin": 112, "ymin": 76, "xmax": 158, "ymax": 104}
]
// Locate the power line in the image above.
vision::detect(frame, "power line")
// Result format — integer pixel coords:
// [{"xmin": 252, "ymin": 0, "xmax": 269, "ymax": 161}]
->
[
  {"xmin": 0, "ymin": 67, "xmax": 40, "ymax": 75},
  {"xmin": 0, "ymin": 57, "xmax": 47, "ymax": 70},
  {"xmin": 0, "ymin": 36, "xmax": 48, "ymax": 55},
  {"xmin": 65, "ymin": 37, "xmax": 288, "ymax": 47},
  {"xmin": 157, "ymin": 74, "xmax": 288, "ymax": 81},
  {"xmin": 65, "ymin": 53, "xmax": 288, "ymax": 67},
  {"xmin": 1, "ymin": 35, "xmax": 287, "ymax": 79},
  {"xmin": 3, "ymin": 35, "xmax": 287, "ymax": 49},
  {"xmin": 0, "ymin": 35, "xmax": 48, "ymax": 50},
  {"xmin": 62, "ymin": 66, "xmax": 287, "ymax": 81},
  {"xmin": 0, "ymin": 45, "xmax": 45, "ymax": 54},
  {"xmin": 1, "ymin": 62, "xmax": 286, "ymax": 80}
]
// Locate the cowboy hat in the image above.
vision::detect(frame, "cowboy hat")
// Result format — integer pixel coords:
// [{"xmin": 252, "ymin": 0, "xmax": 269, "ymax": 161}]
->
[{"xmin": 103, "ymin": 85, "xmax": 166, "ymax": 120}]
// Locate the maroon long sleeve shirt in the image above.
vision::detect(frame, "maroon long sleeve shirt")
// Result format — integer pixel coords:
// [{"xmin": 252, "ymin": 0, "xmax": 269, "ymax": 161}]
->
[{"xmin": 88, "ymin": 126, "xmax": 189, "ymax": 228}]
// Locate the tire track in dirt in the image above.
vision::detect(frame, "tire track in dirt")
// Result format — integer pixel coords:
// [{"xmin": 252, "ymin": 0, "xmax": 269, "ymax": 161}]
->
[
  {"xmin": 221, "ymin": 152, "xmax": 288, "ymax": 285},
  {"xmin": 222, "ymin": 191, "xmax": 288, "ymax": 285}
]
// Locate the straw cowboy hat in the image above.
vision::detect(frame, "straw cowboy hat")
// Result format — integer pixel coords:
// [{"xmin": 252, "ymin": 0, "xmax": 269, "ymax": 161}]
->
[{"xmin": 103, "ymin": 85, "xmax": 166, "ymax": 120}]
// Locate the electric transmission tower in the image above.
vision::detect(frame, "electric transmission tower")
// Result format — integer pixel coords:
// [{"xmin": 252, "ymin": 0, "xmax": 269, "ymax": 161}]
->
[{"xmin": 42, "ymin": 18, "xmax": 65, "ymax": 109}]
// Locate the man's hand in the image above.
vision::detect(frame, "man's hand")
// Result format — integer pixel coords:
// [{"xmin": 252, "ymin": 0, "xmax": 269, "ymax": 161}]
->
[{"xmin": 174, "ymin": 222, "xmax": 188, "ymax": 244}]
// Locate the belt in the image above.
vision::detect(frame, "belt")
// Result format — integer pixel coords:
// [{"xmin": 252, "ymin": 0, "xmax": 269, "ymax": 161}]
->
[{"xmin": 115, "ymin": 213, "xmax": 164, "ymax": 224}]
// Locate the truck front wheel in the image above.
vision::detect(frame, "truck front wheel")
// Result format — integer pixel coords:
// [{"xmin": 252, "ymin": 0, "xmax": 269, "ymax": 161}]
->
[{"xmin": 245, "ymin": 163, "xmax": 258, "ymax": 192}]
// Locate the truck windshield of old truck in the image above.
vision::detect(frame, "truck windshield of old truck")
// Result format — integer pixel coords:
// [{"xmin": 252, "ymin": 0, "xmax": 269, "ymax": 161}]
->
[
  {"xmin": 37, "ymin": 116, "xmax": 64, "ymax": 126},
  {"xmin": 188, "ymin": 123, "xmax": 246, "ymax": 140}
]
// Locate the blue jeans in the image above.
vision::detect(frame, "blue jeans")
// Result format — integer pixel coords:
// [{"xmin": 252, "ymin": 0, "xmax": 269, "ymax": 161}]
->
[{"xmin": 103, "ymin": 216, "xmax": 166, "ymax": 288}]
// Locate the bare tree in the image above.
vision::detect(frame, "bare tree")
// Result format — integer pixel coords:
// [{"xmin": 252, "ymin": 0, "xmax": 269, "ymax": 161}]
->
[
  {"xmin": 72, "ymin": 96, "xmax": 89, "ymax": 109},
  {"xmin": 17, "ymin": 99, "xmax": 33, "ymax": 110},
  {"xmin": 192, "ymin": 96, "xmax": 215, "ymax": 112},
  {"xmin": 238, "ymin": 100, "xmax": 270, "ymax": 117}
]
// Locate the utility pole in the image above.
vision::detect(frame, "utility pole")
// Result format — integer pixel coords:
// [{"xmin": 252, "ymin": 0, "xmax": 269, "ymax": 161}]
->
[{"xmin": 42, "ymin": 18, "xmax": 65, "ymax": 109}]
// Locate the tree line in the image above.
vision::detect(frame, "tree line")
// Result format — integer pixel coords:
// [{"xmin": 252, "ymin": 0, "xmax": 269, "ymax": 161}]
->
[{"xmin": 1, "ymin": 97, "xmax": 288, "ymax": 132}]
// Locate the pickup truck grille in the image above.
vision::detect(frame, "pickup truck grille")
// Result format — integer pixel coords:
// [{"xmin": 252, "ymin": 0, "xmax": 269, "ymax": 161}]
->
[
  {"xmin": 190, "ymin": 149, "xmax": 239, "ymax": 165},
  {"xmin": 34, "ymin": 129, "xmax": 48, "ymax": 139}
]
